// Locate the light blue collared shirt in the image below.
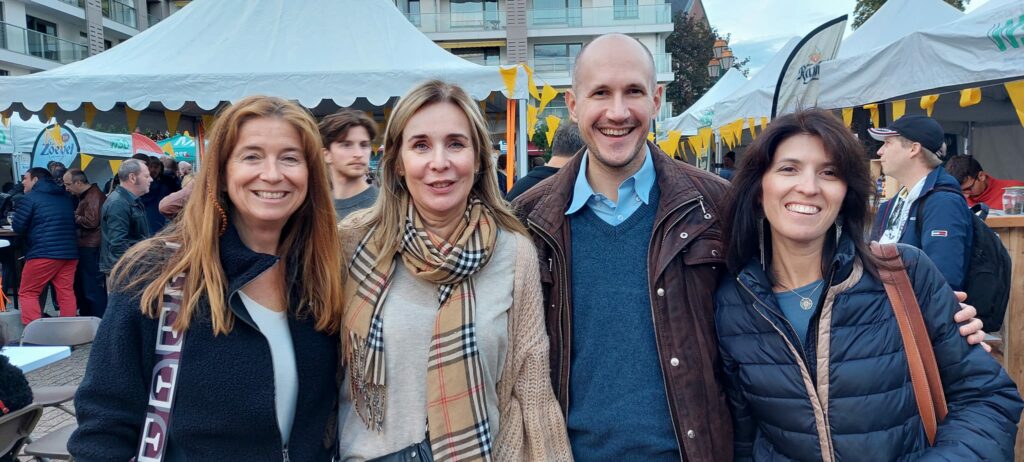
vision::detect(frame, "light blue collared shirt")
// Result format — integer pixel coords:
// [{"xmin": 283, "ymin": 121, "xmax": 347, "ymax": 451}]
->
[{"xmin": 566, "ymin": 146, "xmax": 656, "ymax": 226}]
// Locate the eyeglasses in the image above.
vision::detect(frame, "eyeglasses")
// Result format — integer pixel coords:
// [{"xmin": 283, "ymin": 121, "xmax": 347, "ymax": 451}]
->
[{"xmin": 961, "ymin": 177, "xmax": 978, "ymax": 194}]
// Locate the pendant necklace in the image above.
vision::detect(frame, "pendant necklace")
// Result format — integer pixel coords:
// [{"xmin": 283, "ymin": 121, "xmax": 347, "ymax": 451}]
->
[{"xmin": 783, "ymin": 279, "xmax": 825, "ymax": 311}]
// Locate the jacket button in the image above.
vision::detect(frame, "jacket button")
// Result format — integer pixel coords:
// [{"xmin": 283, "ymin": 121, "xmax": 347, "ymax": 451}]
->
[
  {"xmin": 656, "ymin": 288, "xmax": 665, "ymax": 297},
  {"xmin": 679, "ymin": 232, "xmax": 688, "ymax": 239},
  {"xmin": 670, "ymin": 357, "xmax": 679, "ymax": 367},
  {"xmin": 711, "ymin": 249, "xmax": 720, "ymax": 257},
  {"xmin": 687, "ymin": 429, "xmax": 696, "ymax": 439}
]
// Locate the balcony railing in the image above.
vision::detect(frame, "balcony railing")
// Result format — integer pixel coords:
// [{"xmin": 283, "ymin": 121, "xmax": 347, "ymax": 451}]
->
[
  {"xmin": 404, "ymin": 10, "xmax": 505, "ymax": 33},
  {"xmin": 531, "ymin": 52, "xmax": 671, "ymax": 78},
  {"xmin": 57, "ymin": 0, "xmax": 85, "ymax": 8},
  {"xmin": 103, "ymin": 0, "xmax": 138, "ymax": 28},
  {"xmin": 0, "ymin": 22, "xmax": 88, "ymax": 64},
  {"xmin": 527, "ymin": 4, "xmax": 671, "ymax": 29},
  {"xmin": 457, "ymin": 55, "xmax": 501, "ymax": 67}
]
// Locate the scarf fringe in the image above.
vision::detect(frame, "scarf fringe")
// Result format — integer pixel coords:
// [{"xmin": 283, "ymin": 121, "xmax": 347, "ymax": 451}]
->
[{"xmin": 347, "ymin": 331, "xmax": 387, "ymax": 432}]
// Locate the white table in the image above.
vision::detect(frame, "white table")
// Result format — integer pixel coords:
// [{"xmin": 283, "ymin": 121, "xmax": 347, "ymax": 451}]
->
[{"xmin": 1, "ymin": 346, "xmax": 71, "ymax": 373}]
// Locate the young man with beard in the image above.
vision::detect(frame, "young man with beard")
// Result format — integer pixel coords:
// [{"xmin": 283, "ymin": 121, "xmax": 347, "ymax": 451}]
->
[
  {"xmin": 319, "ymin": 109, "xmax": 379, "ymax": 220},
  {"xmin": 513, "ymin": 33, "xmax": 987, "ymax": 461}
]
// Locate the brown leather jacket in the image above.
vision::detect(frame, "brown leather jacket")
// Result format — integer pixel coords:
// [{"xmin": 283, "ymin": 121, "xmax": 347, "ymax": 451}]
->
[
  {"xmin": 75, "ymin": 184, "xmax": 106, "ymax": 248},
  {"xmin": 512, "ymin": 142, "xmax": 733, "ymax": 461}
]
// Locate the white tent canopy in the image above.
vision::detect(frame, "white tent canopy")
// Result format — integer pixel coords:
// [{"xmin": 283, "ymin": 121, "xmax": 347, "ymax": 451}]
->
[
  {"xmin": 0, "ymin": 0, "xmax": 525, "ymax": 113},
  {"xmin": 817, "ymin": 0, "xmax": 1024, "ymax": 109},
  {"xmin": 836, "ymin": 0, "xmax": 963, "ymax": 60},
  {"xmin": 662, "ymin": 68, "xmax": 747, "ymax": 135},
  {"xmin": 710, "ymin": 37, "xmax": 800, "ymax": 131}
]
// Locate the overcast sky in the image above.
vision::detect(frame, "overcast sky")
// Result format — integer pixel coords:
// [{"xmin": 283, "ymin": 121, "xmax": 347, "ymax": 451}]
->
[{"xmin": 702, "ymin": 0, "xmax": 990, "ymax": 76}]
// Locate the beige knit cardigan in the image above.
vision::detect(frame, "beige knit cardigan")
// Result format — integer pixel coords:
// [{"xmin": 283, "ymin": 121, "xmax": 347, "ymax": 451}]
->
[{"xmin": 339, "ymin": 223, "xmax": 573, "ymax": 462}]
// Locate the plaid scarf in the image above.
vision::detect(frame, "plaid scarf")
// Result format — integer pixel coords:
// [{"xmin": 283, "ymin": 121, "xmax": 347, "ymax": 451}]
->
[{"xmin": 343, "ymin": 196, "xmax": 497, "ymax": 462}]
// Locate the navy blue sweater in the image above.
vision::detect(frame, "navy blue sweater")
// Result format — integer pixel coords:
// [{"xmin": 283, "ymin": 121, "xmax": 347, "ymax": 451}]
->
[
  {"xmin": 69, "ymin": 226, "xmax": 339, "ymax": 461},
  {"xmin": 12, "ymin": 180, "xmax": 78, "ymax": 260},
  {"xmin": 567, "ymin": 186, "xmax": 679, "ymax": 461}
]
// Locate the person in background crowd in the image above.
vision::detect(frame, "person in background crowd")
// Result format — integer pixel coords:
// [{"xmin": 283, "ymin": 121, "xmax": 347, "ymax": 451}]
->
[
  {"xmin": 70, "ymin": 95, "xmax": 344, "ymax": 460},
  {"xmin": 161, "ymin": 156, "xmax": 180, "ymax": 187},
  {"xmin": 318, "ymin": 109, "xmax": 379, "ymax": 220},
  {"xmin": 139, "ymin": 157, "xmax": 179, "ymax": 234},
  {"xmin": 178, "ymin": 161, "xmax": 195, "ymax": 187},
  {"xmin": 0, "ymin": 328, "xmax": 33, "ymax": 462},
  {"xmin": 506, "ymin": 122, "xmax": 584, "ymax": 201},
  {"xmin": 719, "ymin": 151, "xmax": 736, "ymax": 181},
  {"xmin": 158, "ymin": 179, "xmax": 194, "ymax": 220},
  {"xmin": 12, "ymin": 168, "xmax": 78, "ymax": 325},
  {"xmin": 945, "ymin": 155, "xmax": 1024, "ymax": 211},
  {"xmin": 715, "ymin": 108, "xmax": 1021, "ymax": 460},
  {"xmin": 337, "ymin": 80, "xmax": 570, "ymax": 461},
  {"xmin": 63, "ymin": 169, "xmax": 108, "ymax": 318},
  {"xmin": 869, "ymin": 115, "xmax": 973, "ymax": 291},
  {"xmin": 52, "ymin": 165, "xmax": 68, "ymax": 188},
  {"xmin": 99, "ymin": 159, "xmax": 152, "ymax": 277},
  {"xmin": 495, "ymin": 151, "xmax": 508, "ymax": 195}
]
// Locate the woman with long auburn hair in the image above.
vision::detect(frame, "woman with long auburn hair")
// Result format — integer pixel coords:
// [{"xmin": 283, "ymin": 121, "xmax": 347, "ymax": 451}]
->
[
  {"xmin": 69, "ymin": 95, "xmax": 345, "ymax": 461},
  {"xmin": 337, "ymin": 80, "xmax": 571, "ymax": 461}
]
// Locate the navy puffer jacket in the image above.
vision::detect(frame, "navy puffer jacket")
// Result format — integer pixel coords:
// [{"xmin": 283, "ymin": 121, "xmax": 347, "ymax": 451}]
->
[
  {"xmin": 12, "ymin": 179, "xmax": 78, "ymax": 260},
  {"xmin": 715, "ymin": 236, "xmax": 1022, "ymax": 461}
]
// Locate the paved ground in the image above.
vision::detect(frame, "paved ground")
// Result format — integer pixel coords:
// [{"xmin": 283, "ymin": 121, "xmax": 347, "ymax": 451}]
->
[{"xmin": 23, "ymin": 343, "xmax": 90, "ymax": 439}]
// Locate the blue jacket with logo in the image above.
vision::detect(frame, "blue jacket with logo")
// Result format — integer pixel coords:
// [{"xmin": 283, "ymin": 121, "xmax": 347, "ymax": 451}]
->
[
  {"xmin": 12, "ymin": 179, "xmax": 78, "ymax": 260},
  {"xmin": 870, "ymin": 166, "xmax": 972, "ymax": 291},
  {"xmin": 715, "ymin": 236, "xmax": 1021, "ymax": 461}
]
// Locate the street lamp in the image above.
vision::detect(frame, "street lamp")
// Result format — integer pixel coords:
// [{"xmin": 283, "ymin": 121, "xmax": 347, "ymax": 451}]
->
[
  {"xmin": 708, "ymin": 36, "xmax": 734, "ymax": 79},
  {"xmin": 707, "ymin": 58, "xmax": 721, "ymax": 78}
]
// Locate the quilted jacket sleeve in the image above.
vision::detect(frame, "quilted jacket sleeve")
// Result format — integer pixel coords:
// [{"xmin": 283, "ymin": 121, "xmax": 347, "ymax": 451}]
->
[
  {"xmin": 715, "ymin": 280, "xmax": 755, "ymax": 462},
  {"xmin": 897, "ymin": 245, "xmax": 1023, "ymax": 461}
]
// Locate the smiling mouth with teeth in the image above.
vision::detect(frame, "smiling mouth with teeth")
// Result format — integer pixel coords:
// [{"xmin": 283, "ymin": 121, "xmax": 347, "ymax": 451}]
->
[
  {"xmin": 256, "ymin": 191, "xmax": 287, "ymax": 199},
  {"xmin": 786, "ymin": 203, "xmax": 821, "ymax": 215},
  {"xmin": 599, "ymin": 127, "xmax": 633, "ymax": 137},
  {"xmin": 429, "ymin": 181, "xmax": 454, "ymax": 188}
]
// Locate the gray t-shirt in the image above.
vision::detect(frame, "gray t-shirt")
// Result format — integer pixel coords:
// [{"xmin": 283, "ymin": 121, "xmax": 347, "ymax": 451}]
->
[{"xmin": 334, "ymin": 185, "xmax": 379, "ymax": 220}]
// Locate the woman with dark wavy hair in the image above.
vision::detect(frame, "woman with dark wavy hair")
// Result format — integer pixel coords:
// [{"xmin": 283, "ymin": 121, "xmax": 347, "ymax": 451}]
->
[{"xmin": 714, "ymin": 109, "xmax": 1021, "ymax": 460}]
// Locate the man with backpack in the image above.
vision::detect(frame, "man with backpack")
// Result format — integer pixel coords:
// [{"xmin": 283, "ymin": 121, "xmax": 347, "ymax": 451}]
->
[{"xmin": 870, "ymin": 116, "xmax": 1011, "ymax": 330}]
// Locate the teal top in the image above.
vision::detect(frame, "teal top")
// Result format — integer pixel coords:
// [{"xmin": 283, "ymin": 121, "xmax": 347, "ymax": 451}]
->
[{"xmin": 774, "ymin": 279, "xmax": 824, "ymax": 347}]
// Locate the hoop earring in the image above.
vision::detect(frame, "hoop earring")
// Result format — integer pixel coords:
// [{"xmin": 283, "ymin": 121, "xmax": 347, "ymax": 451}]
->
[
  {"xmin": 834, "ymin": 217, "xmax": 843, "ymax": 249},
  {"xmin": 758, "ymin": 214, "xmax": 767, "ymax": 272}
]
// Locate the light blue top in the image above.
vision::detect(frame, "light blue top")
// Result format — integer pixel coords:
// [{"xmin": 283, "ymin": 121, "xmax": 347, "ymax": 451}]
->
[
  {"xmin": 774, "ymin": 279, "xmax": 825, "ymax": 347},
  {"xmin": 566, "ymin": 145, "xmax": 656, "ymax": 226},
  {"xmin": 239, "ymin": 291, "xmax": 298, "ymax": 444}
]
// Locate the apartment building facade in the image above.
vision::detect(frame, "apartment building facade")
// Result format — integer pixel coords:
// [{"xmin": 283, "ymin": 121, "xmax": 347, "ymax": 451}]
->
[
  {"xmin": 0, "ymin": 0, "xmax": 190, "ymax": 76},
  {"xmin": 394, "ymin": 0, "xmax": 692, "ymax": 119}
]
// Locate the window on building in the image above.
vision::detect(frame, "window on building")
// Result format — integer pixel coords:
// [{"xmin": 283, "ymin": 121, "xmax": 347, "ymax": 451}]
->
[
  {"xmin": 533, "ymin": 43, "xmax": 581, "ymax": 74},
  {"xmin": 614, "ymin": 0, "xmax": 639, "ymax": 19},
  {"xmin": 532, "ymin": 0, "xmax": 581, "ymax": 26},
  {"xmin": 398, "ymin": 0, "xmax": 421, "ymax": 26},
  {"xmin": 104, "ymin": 39, "xmax": 112, "ymax": 50},
  {"xmin": 0, "ymin": 70, "xmax": 9, "ymax": 76},
  {"xmin": 452, "ymin": 47, "xmax": 500, "ymax": 67},
  {"xmin": 450, "ymin": 0, "xmax": 499, "ymax": 29},
  {"xmin": 26, "ymin": 16, "xmax": 58, "ymax": 61},
  {"xmin": 1, "ymin": 3, "xmax": 6, "ymax": 51}
]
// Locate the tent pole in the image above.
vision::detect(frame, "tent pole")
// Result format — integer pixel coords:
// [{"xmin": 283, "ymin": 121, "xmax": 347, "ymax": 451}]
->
[
  {"xmin": 505, "ymin": 99, "xmax": 515, "ymax": 192},
  {"xmin": 516, "ymin": 98, "xmax": 528, "ymax": 181}
]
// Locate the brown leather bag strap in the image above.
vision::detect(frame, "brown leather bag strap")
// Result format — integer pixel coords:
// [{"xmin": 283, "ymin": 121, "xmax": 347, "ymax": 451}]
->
[{"xmin": 869, "ymin": 242, "xmax": 949, "ymax": 446}]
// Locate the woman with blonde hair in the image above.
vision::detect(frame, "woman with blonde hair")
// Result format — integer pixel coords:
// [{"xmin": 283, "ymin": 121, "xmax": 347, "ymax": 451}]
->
[
  {"xmin": 70, "ymin": 95, "xmax": 345, "ymax": 461},
  {"xmin": 338, "ymin": 80, "xmax": 571, "ymax": 461}
]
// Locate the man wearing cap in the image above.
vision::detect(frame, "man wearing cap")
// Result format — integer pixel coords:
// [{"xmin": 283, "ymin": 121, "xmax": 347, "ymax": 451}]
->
[{"xmin": 869, "ymin": 115, "xmax": 973, "ymax": 290}]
